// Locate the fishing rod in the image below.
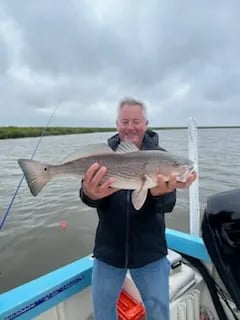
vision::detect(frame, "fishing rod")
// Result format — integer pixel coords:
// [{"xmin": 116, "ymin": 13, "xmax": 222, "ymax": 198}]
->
[{"xmin": 0, "ymin": 103, "xmax": 60, "ymax": 231}]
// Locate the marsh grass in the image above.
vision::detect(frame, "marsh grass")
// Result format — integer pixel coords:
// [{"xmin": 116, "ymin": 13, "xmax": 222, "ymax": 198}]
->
[{"xmin": 0, "ymin": 126, "xmax": 116, "ymax": 139}]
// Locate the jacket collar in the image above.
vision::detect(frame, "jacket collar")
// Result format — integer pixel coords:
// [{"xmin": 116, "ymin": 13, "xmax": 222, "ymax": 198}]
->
[{"xmin": 107, "ymin": 129, "xmax": 159, "ymax": 151}]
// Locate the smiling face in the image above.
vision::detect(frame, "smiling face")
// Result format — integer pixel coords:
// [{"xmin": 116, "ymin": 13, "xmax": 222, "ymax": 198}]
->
[{"xmin": 116, "ymin": 103, "xmax": 148, "ymax": 149}]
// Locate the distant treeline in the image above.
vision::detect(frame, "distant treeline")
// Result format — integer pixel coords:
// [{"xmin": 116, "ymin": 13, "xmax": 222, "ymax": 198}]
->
[
  {"xmin": 0, "ymin": 126, "xmax": 116, "ymax": 139},
  {"xmin": 0, "ymin": 126, "xmax": 239, "ymax": 140}
]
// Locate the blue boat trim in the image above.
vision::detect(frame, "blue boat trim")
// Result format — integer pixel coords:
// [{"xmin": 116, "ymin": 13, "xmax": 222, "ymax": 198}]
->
[
  {"xmin": 166, "ymin": 228, "xmax": 211, "ymax": 262},
  {"xmin": 0, "ymin": 229, "xmax": 211, "ymax": 319},
  {"xmin": 0, "ymin": 256, "xmax": 93, "ymax": 320},
  {"xmin": 6, "ymin": 275, "xmax": 85, "ymax": 320}
]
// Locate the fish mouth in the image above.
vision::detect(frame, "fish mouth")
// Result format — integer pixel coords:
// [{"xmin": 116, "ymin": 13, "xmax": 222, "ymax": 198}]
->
[{"xmin": 177, "ymin": 166, "xmax": 195, "ymax": 182}]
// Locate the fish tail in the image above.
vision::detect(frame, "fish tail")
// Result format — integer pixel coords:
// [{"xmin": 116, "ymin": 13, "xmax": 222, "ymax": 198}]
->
[{"xmin": 18, "ymin": 159, "xmax": 53, "ymax": 196}]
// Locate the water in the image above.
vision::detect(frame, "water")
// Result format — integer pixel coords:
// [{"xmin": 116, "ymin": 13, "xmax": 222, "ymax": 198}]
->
[{"xmin": 0, "ymin": 129, "xmax": 239, "ymax": 293}]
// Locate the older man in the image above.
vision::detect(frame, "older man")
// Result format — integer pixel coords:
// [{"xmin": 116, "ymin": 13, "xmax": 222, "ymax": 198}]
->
[{"xmin": 80, "ymin": 98, "xmax": 197, "ymax": 320}]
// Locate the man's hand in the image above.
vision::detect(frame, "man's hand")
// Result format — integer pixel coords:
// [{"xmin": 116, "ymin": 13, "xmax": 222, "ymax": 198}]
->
[
  {"xmin": 150, "ymin": 171, "xmax": 198, "ymax": 197},
  {"xmin": 82, "ymin": 163, "xmax": 118, "ymax": 200}
]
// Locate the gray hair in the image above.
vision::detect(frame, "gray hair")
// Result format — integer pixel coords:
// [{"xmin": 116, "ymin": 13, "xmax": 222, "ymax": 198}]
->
[{"xmin": 117, "ymin": 97, "xmax": 148, "ymax": 120}]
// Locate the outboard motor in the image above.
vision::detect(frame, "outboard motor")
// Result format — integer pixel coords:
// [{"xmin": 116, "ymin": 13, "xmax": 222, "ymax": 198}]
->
[{"xmin": 202, "ymin": 189, "xmax": 240, "ymax": 310}]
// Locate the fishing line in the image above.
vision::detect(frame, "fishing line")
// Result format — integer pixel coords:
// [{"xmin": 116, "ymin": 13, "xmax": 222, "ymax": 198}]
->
[{"xmin": 0, "ymin": 103, "xmax": 60, "ymax": 231}]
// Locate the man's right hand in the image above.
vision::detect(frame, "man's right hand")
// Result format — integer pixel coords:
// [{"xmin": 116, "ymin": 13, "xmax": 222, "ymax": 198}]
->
[{"xmin": 82, "ymin": 163, "xmax": 118, "ymax": 200}]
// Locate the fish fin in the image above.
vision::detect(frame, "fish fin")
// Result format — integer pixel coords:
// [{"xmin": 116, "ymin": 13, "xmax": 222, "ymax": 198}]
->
[
  {"xmin": 63, "ymin": 143, "xmax": 113, "ymax": 162},
  {"xmin": 116, "ymin": 141, "xmax": 139, "ymax": 153},
  {"xmin": 131, "ymin": 173, "xmax": 155, "ymax": 210},
  {"xmin": 132, "ymin": 188, "xmax": 148, "ymax": 210},
  {"xmin": 18, "ymin": 159, "xmax": 53, "ymax": 196}
]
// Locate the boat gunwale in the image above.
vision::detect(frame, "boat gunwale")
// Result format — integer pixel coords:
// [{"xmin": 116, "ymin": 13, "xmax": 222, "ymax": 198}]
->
[{"xmin": 0, "ymin": 229, "xmax": 210, "ymax": 319}]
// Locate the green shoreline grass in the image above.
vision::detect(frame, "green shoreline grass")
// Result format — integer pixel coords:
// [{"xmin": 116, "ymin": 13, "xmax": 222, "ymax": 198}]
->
[
  {"xmin": 0, "ymin": 126, "xmax": 239, "ymax": 140},
  {"xmin": 0, "ymin": 126, "xmax": 116, "ymax": 139}
]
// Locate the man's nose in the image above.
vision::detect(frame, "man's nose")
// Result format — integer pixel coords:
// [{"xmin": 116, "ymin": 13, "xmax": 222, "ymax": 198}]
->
[{"xmin": 125, "ymin": 122, "xmax": 135, "ymax": 130}]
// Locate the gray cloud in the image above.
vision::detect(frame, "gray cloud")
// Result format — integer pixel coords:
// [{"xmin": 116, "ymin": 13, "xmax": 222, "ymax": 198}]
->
[
  {"xmin": 0, "ymin": 40, "xmax": 9, "ymax": 73},
  {"xmin": 0, "ymin": 0, "xmax": 240, "ymax": 127}
]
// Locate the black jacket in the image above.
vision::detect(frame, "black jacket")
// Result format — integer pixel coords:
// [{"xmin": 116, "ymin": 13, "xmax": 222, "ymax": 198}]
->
[{"xmin": 80, "ymin": 130, "xmax": 176, "ymax": 268}]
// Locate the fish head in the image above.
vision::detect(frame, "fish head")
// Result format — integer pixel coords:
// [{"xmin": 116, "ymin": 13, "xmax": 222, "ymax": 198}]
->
[
  {"xmin": 155, "ymin": 153, "xmax": 195, "ymax": 182},
  {"xmin": 175, "ymin": 161, "xmax": 195, "ymax": 182}
]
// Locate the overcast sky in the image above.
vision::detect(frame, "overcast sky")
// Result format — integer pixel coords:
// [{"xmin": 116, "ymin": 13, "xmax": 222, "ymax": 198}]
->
[{"xmin": 0, "ymin": 0, "xmax": 239, "ymax": 127}]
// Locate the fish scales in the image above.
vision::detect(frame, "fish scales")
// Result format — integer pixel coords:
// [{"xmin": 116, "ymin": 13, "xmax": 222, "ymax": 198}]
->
[{"xmin": 17, "ymin": 141, "xmax": 194, "ymax": 210}]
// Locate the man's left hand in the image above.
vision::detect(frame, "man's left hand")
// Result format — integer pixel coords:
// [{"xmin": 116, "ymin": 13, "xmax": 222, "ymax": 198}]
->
[{"xmin": 150, "ymin": 171, "xmax": 198, "ymax": 197}]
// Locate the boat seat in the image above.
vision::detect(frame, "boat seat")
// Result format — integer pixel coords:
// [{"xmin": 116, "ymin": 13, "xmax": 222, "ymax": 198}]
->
[{"xmin": 122, "ymin": 249, "xmax": 196, "ymax": 303}]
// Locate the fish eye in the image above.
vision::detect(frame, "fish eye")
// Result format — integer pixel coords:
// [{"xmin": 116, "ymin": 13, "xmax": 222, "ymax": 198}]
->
[{"xmin": 173, "ymin": 161, "xmax": 181, "ymax": 167}]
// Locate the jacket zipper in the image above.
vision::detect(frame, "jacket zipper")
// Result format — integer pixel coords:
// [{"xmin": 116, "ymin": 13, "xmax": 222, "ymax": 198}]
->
[{"xmin": 124, "ymin": 191, "xmax": 131, "ymax": 268}]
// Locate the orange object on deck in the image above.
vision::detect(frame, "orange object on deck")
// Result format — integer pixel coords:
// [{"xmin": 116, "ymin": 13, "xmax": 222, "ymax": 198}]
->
[{"xmin": 117, "ymin": 290, "xmax": 145, "ymax": 320}]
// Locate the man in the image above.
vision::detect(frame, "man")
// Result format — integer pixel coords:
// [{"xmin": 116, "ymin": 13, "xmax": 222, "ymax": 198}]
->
[{"xmin": 80, "ymin": 98, "xmax": 197, "ymax": 320}]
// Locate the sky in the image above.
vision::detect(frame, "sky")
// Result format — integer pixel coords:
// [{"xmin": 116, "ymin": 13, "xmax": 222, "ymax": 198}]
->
[{"xmin": 0, "ymin": 0, "xmax": 239, "ymax": 127}]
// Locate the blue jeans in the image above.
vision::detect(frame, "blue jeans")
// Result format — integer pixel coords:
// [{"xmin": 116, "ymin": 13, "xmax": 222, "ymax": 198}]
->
[{"xmin": 91, "ymin": 257, "xmax": 171, "ymax": 320}]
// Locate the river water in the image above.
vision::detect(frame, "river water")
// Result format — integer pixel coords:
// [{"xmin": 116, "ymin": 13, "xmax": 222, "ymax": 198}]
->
[{"xmin": 0, "ymin": 128, "xmax": 239, "ymax": 293}]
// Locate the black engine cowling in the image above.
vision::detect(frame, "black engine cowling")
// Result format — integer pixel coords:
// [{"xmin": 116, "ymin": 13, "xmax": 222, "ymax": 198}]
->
[{"xmin": 202, "ymin": 188, "xmax": 240, "ymax": 310}]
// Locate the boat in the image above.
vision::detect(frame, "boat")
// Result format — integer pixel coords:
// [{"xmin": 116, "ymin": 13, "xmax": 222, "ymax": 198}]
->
[{"xmin": 0, "ymin": 119, "xmax": 239, "ymax": 320}]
